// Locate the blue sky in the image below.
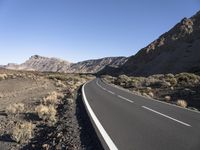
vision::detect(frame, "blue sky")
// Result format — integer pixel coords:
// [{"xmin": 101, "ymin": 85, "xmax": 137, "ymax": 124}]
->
[{"xmin": 0, "ymin": 0, "xmax": 199, "ymax": 64}]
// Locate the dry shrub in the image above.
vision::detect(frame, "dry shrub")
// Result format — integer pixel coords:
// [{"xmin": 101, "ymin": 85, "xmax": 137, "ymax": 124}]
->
[
  {"xmin": 142, "ymin": 92, "xmax": 151, "ymax": 98},
  {"xmin": 167, "ymin": 78, "xmax": 177, "ymax": 87},
  {"xmin": 67, "ymin": 98, "xmax": 74, "ymax": 104},
  {"xmin": 0, "ymin": 74, "xmax": 7, "ymax": 80},
  {"xmin": 10, "ymin": 122, "xmax": 35, "ymax": 143},
  {"xmin": 55, "ymin": 80, "xmax": 66, "ymax": 88},
  {"xmin": 176, "ymin": 99, "xmax": 188, "ymax": 108},
  {"xmin": 42, "ymin": 144, "xmax": 50, "ymax": 150},
  {"xmin": 43, "ymin": 91, "xmax": 59, "ymax": 105},
  {"xmin": 175, "ymin": 73, "xmax": 200, "ymax": 86},
  {"xmin": 6, "ymin": 103, "xmax": 25, "ymax": 115},
  {"xmin": 164, "ymin": 96, "xmax": 171, "ymax": 102},
  {"xmin": 66, "ymin": 88, "xmax": 75, "ymax": 98},
  {"xmin": 148, "ymin": 92, "xmax": 154, "ymax": 97},
  {"xmin": 35, "ymin": 104, "xmax": 57, "ymax": 124},
  {"xmin": 57, "ymin": 92, "xmax": 65, "ymax": 99}
]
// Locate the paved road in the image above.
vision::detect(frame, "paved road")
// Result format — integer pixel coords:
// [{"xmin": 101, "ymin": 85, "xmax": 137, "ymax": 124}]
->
[{"xmin": 82, "ymin": 78, "xmax": 200, "ymax": 150}]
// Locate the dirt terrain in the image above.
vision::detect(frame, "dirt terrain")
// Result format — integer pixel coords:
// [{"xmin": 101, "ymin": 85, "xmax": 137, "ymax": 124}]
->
[
  {"xmin": 0, "ymin": 69, "xmax": 101, "ymax": 150},
  {"xmin": 102, "ymin": 73, "xmax": 200, "ymax": 111}
]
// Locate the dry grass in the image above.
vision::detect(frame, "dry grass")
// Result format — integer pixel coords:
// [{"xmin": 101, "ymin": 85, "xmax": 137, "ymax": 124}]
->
[
  {"xmin": 35, "ymin": 104, "xmax": 57, "ymax": 124},
  {"xmin": 164, "ymin": 96, "xmax": 171, "ymax": 102},
  {"xmin": 0, "ymin": 73, "xmax": 7, "ymax": 80},
  {"xmin": 5, "ymin": 103, "xmax": 25, "ymax": 115},
  {"xmin": 43, "ymin": 91, "xmax": 59, "ymax": 105},
  {"xmin": 55, "ymin": 80, "xmax": 66, "ymax": 88},
  {"xmin": 176, "ymin": 99, "xmax": 188, "ymax": 108},
  {"xmin": 148, "ymin": 92, "xmax": 154, "ymax": 97},
  {"xmin": 10, "ymin": 122, "xmax": 35, "ymax": 143}
]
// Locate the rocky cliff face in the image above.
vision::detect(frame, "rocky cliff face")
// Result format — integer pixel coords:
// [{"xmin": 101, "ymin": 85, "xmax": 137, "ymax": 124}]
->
[
  {"xmin": 5, "ymin": 55, "xmax": 71, "ymax": 72},
  {"xmin": 4, "ymin": 55, "xmax": 127, "ymax": 73},
  {"xmin": 103, "ymin": 11, "xmax": 200, "ymax": 76},
  {"xmin": 69, "ymin": 57, "xmax": 127, "ymax": 73}
]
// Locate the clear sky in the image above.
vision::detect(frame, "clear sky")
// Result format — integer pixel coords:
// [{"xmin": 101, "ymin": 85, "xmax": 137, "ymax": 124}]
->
[{"xmin": 0, "ymin": 0, "xmax": 199, "ymax": 65}]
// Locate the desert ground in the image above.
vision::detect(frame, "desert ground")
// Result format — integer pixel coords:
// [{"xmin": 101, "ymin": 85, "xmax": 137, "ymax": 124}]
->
[{"xmin": 0, "ymin": 69, "xmax": 102, "ymax": 150}]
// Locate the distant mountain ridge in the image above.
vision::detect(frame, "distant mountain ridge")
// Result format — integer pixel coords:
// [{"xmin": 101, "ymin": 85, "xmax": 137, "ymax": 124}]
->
[
  {"xmin": 4, "ymin": 55, "xmax": 127, "ymax": 73},
  {"xmin": 100, "ymin": 10, "xmax": 200, "ymax": 76},
  {"xmin": 69, "ymin": 57, "xmax": 127, "ymax": 73},
  {"xmin": 4, "ymin": 10, "xmax": 200, "ymax": 75}
]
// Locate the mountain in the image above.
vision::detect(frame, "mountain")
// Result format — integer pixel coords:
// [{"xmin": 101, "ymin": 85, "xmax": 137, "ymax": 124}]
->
[
  {"xmin": 69, "ymin": 57, "xmax": 127, "ymax": 73},
  {"xmin": 4, "ymin": 55, "xmax": 127, "ymax": 73},
  {"xmin": 100, "ymin": 10, "xmax": 200, "ymax": 76},
  {"xmin": 5, "ymin": 55, "xmax": 71, "ymax": 72}
]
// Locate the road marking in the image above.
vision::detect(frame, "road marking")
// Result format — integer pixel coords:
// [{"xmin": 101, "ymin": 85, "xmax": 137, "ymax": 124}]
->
[
  {"xmin": 96, "ymin": 80, "xmax": 106, "ymax": 90},
  {"xmin": 107, "ymin": 90, "xmax": 115, "ymax": 95},
  {"xmin": 97, "ymin": 79, "xmax": 134, "ymax": 103},
  {"xmin": 142, "ymin": 106, "xmax": 191, "ymax": 127},
  {"xmin": 82, "ymin": 82, "xmax": 118, "ymax": 150},
  {"xmin": 101, "ymin": 79, "xmax": 200, "ymax": 114},
  {"xmin": 117, "ymin": 95, "xmax": 134, "ymax": 103},
  {"xmin": 96, "ymin": 80, "xmax": 116, "ymax": 95}
]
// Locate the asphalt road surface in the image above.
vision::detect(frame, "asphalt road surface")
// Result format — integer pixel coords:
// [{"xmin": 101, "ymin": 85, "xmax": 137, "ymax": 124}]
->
[{"xmin": 82, "ymin": 78, "xmax": 200, "ymax": 150}]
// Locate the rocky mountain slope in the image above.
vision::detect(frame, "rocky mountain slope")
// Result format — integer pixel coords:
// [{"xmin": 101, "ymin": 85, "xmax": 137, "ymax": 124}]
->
[
  {"xmin": 69, "ymin": 57, "xmax": 127, "ymax": 73},
  {"xmin": 5, "ymin": 55, "xmax": 71, "ymax": 72},
  {"xmin": 4, "ymin": 55, "xmax": 127, "ymax": 73},
  {"xmin": 100, "ymin": 10, "xmax": 200, "ymax": 76}
]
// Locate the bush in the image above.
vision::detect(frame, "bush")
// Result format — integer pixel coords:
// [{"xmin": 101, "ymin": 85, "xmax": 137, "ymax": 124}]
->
[
  {"xmin": 6, "ymin": 103, "xmax": 25, "ymax": 115},
  {"xmin": 175, "ymin": 73, "xmax": 200, "ymax": 86},
  {"xmin": 0, "ymin": 74, "xmax": 7, "ymax": 80},
  {"xmin": 164, "ymin": 96, "xmax": 171, "ymax": 102},
  {"xmin": 10, "ymin": 122, "xmax": 35, "ymax": 143},
  {"xmin": 165, "ymin": 77, "xmax": 177, "ymax": 87},
  {"xmin": 55, "ymin": 80, "xmax": 66, "ymax": 88},
  {"xmin": 43, "ymin": 91, "xmax": 59, "ymax": 105},
  {"xmin": 176, "ymin": 99, "xmax": 188, "ymax": 108},
  {"xmin": 35, "ymin": 104, "xmax": 57, "ymax": 124},
  {"xmin": 148, "ymin": 92, "xmax": 154, "ymax": 97},
  {"xmin": 48, "ymin": 74, "xmax": 68, "ymax": 81}
]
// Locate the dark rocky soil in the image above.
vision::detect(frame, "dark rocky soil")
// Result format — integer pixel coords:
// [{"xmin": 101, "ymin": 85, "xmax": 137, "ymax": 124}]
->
[
  {"xmin": 21, "ymin": 88, "xmax": 103, "ymax": 150},
  {"xmin": 0, "ymin": 69, "xmax": 102, "ymax": 150}
]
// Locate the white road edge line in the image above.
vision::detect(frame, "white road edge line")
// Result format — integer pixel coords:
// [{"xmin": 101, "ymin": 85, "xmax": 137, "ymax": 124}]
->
[
  {"xmin": 107, "ymin": 90, "xmax": 115, "ymax": 95},
  {"xmin": 117, "ymin": 95, "xmax": 134, "ymax": 103},
  {"xmin": 82, "ymin": 81, "xmax": 118, "ymax": 150},
  {"xmin": 142, "ymin": 106, "xmax": 191, "ymax": 127},
  {"xmin": 96, "ymin": 80, "xmax": 106, "ymax": 91}
]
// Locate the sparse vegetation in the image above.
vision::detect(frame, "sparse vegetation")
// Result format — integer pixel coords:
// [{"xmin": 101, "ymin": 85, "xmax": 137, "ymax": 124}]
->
[
  {"xmin": 164, "ymin": 96, "xmax": 171, "ymax": 102},
  {"xmin": 35, "ymin": 104, "xmax": 57, "ymax": 124},
  {"xmin": 10, "ymin": 122, "xmax": 35, "ymax": 143},
  {"xmin": 176, "ymin": 99, "xmax": 188, "ymax": 108},
  {"xmin": 102, "ymin": 72, "xmax": 200, "ymax": 110},
  {"xmin": 0, "ymin": 69, "xmax": 94, "ymax": 149},
  {"xmin": 43, "ymin": 91, "xmax": 59, "ymax": 105},
  {"xmin": 6, "ymin": 103, "xmax": 25, "ymax": 115},
  {"xmin": 0, "ymin": 73, "xmax": 7, "ymax": 80}
]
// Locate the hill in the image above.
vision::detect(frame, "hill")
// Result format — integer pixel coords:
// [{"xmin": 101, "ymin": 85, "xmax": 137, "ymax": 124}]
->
[
  {"xmin": 4, "ymin": 55, "xmax": 127, "ymax": 73},
  {"xmin": 100, "ymin": 11, "xmax": 200, "ymax": 76}
]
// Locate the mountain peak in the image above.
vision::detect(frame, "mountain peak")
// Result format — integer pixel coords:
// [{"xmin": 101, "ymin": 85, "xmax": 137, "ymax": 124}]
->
[
  {"xmin": 30, "ymin": 55, "xmax": 45, "ymax": 59},
  {"xmin": 119, "ymin": 10, "xmax": 200, "ymax": 76},
  {"xmin": 4, "ymin": 55, "xmax": 127, "ymax": 73}
]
